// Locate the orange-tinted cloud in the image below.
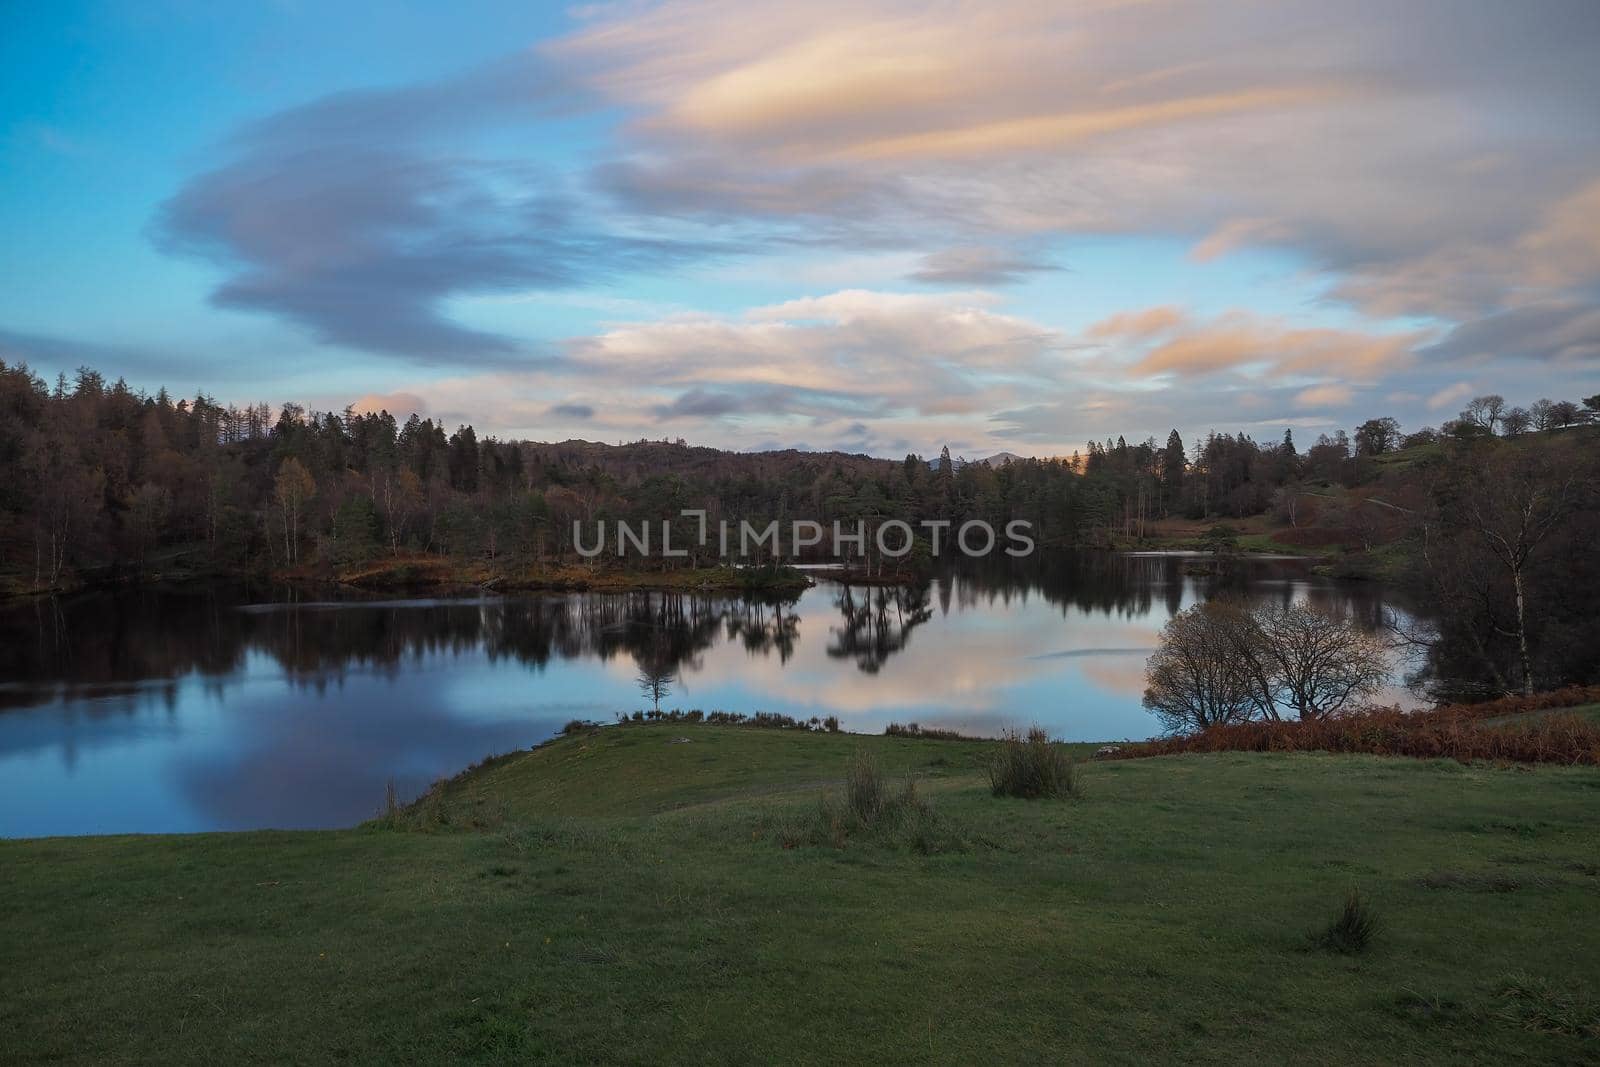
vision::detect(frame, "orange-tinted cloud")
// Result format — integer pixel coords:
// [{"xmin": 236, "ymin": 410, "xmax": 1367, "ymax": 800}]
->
[{"xmin": 1086, "ymin": 308, "xmax": 1420, "ymax": 382}]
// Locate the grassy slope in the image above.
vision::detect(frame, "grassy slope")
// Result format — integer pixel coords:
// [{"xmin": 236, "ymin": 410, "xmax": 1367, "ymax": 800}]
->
[{"xmin": 3, "ymin": 727, "xmax": 1599, "ymax": 1064}]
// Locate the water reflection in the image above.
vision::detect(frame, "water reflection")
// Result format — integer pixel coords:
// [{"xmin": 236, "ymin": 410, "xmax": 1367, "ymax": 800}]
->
[
  {"xmin": 0, "ymin": 552, "xmax": 1420, "ymax": 836},
  {"xmin": 827, "ymin": 585, "xmax": 934, "ymax": 673}
]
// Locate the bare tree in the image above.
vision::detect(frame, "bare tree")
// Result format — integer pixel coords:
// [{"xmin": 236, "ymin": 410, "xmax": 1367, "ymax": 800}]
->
[
  {"xmin": 1250, "ymin": 603, "xmax": 1389, "ymax": 719},
  {"xmin": 1500, "ymin": 406, "xmax": 1532, "ymax": 436},
  {"xmin": 1548, "ymin": 400, "xmax": 1584, "ymax": 428},
  {"xmin": 1461, "ymin": 394, "xmax": 1506, "ymax": 434},
  {"xmin": 636, "ymin": 662, "xmax": 674, "ymax": 713},
  {"xmin": 1143, "ymin": 599, "xmax": 1390, "ymax": 732},
  {"xmin": 1530, "ymin": 398, "xmax": 1556, "ymax": 431},
  {"xmin": 1430, "ymin": 446, "xmax": 1583, "ymax": 695},
  {"xmin": 1142, "ymin": 601, "xmax": 1263, "ymax": 733}
]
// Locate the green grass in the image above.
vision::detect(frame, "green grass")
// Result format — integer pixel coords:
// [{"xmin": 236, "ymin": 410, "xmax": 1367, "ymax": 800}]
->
[
  {"xmin": 4, "ymin": 726, "xmax": 1600, "ymax": 1063},
  {"xmin": 1232, "ymin": 531, "xmax": 1327, "ymax": 556}
]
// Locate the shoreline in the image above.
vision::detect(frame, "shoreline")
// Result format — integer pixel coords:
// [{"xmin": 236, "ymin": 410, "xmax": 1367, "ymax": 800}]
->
[{"xmin": 0, "ymin": 537, "xmax": 1347, "ymax": 603}]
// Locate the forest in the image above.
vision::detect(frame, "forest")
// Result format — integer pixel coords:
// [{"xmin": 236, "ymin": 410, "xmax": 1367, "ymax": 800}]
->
[{"xmin": 1, "ymin": 360, "xmax": 1597, "ymax": 699}]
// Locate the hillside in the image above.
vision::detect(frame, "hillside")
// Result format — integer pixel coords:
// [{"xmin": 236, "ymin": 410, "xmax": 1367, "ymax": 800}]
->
[{"xmin": 3, "ymin": 727, "xmax": 1597, "ymax": 1063}]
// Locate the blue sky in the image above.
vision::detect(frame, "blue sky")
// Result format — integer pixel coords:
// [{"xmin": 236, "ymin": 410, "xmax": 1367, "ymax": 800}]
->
[{"xmin": 3, "ymin": 1, "xmax": 1596, "ymax": 457}]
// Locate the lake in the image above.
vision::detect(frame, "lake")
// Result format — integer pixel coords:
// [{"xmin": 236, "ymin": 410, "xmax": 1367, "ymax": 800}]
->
[{"xmin": 0, "ymin": 552, "xmax": 1419, "ymax": 837}]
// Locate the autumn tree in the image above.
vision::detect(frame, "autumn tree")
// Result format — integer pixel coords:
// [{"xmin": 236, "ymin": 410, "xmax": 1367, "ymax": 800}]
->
[{"xmin": 273, "ymin": 457, "xmax": 316, "ymax": 564}]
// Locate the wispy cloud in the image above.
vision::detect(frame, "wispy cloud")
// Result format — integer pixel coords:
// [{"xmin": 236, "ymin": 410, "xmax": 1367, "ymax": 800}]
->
[{"xmin": 127, "ymin": 0, "xmax": 1600, "ymax": 446}]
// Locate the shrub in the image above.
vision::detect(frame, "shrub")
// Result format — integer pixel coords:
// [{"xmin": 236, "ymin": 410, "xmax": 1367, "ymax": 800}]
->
[
  {"xmin": 988, "ymin": 727, "xmax": 1079, "ymax": 798},
  {"xmin": 885, "ymin": 721, "xmax": 968, "ymax": 741},
  {"xmin": 1314, "ymin": 889, "xmax": 1379, "ymax": 954},
  {"xmin": 1113, "ymin": 685, "xmax": 1600, "ymax": 765},
  {"xmin": 560, "ymin": 719, "xmax": 592, "ymax": 736}
]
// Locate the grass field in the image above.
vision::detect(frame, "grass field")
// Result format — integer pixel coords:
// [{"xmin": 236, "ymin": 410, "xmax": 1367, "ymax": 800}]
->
[{"xmin": 3, "ymin": 726, "xmax": 1599, "ymax": 1063}]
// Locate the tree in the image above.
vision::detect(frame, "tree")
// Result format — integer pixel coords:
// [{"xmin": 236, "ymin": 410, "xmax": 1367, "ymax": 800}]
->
[
  {"xmin": 1427, "ymin": 443, "xmax": 1585, "ymax": 695},
  {"xmin": 1353, "ymin": 417, "xmax": 1401, "ymax": 456},
  {"xmin": 1530, "ymin": 398, "xmax": 1556, "ymax": 431},
  {"xmin": 1548, "ymin": 400, "xmax": 1583, "ymax": 428},
  {"xmin": 1584, "ymin": 394, "xmax": 1600, "ymax": 420},
  {"xmin": 332, "ymin": 495, "xmax": 380, "ymax": 564},
  {"xmin": 1304, "ymin": 431, "xmax": 1352, "ymax": 484},
  {"xmin": 1143, "ymin": 599, "xmax": 1390, "ymax": 732},
  {"xmin": 273, "ymin": 457, "xmax": 316, "ymax": 564},
  {"xmin": 1161, "ymin": 430, "xmax": 1186, "ymax": 514},
  {"xmin": 1460, "ymin": 394, "xmax": 1505, "ymax": 434},
  {"xmin": 447, "ymin": 425, "xmax": 479, "ymax": 492},
  {"xmin": 1500, "ymin": 407, "xmax": 1532, "ymax": 436},
  {"xmin": 1249, "ymin": 603, "xmax": 1389, "ymax": 719},
  {"xmin": 1142, "ymin": 601, "xmax": 1263, "ymax": 733},
  {"xmin": 126, "ymin": 483, "xmax": 171, "ymax": 568}
]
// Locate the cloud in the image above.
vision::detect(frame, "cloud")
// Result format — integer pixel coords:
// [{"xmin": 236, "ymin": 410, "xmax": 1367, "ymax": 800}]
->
[
  {"xmin": 564, "ymin": 289, "xmax": 1072, "ymax": 428},
  {"xmin": 1294, "ymin": 383, "xmax": 1354, "ymax": 409},
  {"xmin": 327, "ymin": 288, "xmax": 1072, "ymax": 454},
  {"xmin": 908, "ymin": 245, "xmax": 1059, "ymax": 285},
  {"xmin": 350, "ymin": 391, "xmax": 428, "ymax": 417},
  {"xmin": 1426, "ymin": 382, "xmax": 1475, "ymax": 411},
  {"xmin": 130, "ymin": 0, "xmax": 1600, "ymax": 451},
  {"xmin": 1420, "ymin": 302, "xmax": 1600, "ymax": 366},
  {"xmin": 154, "ymin": 56, "xmax": 726, "ymax": 363},
  {"xmin": 560, "ymin": 0, "xmax": 1600, "ymax": 331},
  {"xmin": 0, "ymin": 326, "xmax": 295, "ymax": 384},
  {"xmin": 1085, "ymin": 307, "xmax": 1420, "ymax": 382}
]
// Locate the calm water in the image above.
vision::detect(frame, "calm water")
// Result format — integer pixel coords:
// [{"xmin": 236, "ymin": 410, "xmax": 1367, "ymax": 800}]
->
[{"xmin": 0, "ymin": 552, "xmax": 1418, "ymax": 837}]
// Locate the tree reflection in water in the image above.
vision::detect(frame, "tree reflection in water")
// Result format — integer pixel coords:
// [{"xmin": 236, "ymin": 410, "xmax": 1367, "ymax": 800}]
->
[
  {"xmin": 0, "ymin": 554, "xmax": 1422, "ymax": 714},
  {"xmin": 826, "ymin": 583, "xmax": 935, "ymax": 674}
]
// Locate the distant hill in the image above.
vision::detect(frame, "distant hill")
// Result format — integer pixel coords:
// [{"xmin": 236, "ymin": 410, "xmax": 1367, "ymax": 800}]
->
[{"xmin": 927, "ymin": 450, "xmax": 1030, "ymax": 471}]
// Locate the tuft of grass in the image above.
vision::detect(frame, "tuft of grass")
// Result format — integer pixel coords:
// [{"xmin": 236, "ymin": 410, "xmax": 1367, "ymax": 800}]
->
[
  {"xmin": 773, "ymin": 752, "xmax": 960, "ymax": 853},
  {"xmin": 1416, "ymin": 870, "xmax": 1533, "ymax": 893},
  {"xmin": 380, "ymin": 778, "xmax": 402, "ymax": 827},
  {"xmin": 1496, "ymin": 974, "xmax": 1600, "ymax": 1038},
  {"xmin": 988, "ymin": 727, "xmax": 1079, "ymax": 799},
  {"xmin": 1314, "ymin": 888, "xmax": 1380, "ymax": 954},
  {"xmin": 845, "ymin": 749, "xmax": 887, "ymax": 823}
]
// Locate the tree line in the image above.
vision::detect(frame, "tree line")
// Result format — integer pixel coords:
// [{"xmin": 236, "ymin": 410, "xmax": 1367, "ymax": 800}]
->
[{"xmin": 1, "ymin": 359, "xmax": 1595, "ymax": 606}]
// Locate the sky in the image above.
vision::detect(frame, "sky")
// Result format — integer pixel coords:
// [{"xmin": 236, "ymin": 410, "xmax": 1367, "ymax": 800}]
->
[{"xmin": 2, "ymin": 0, "xmax": 1598, "ymax": 459}]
